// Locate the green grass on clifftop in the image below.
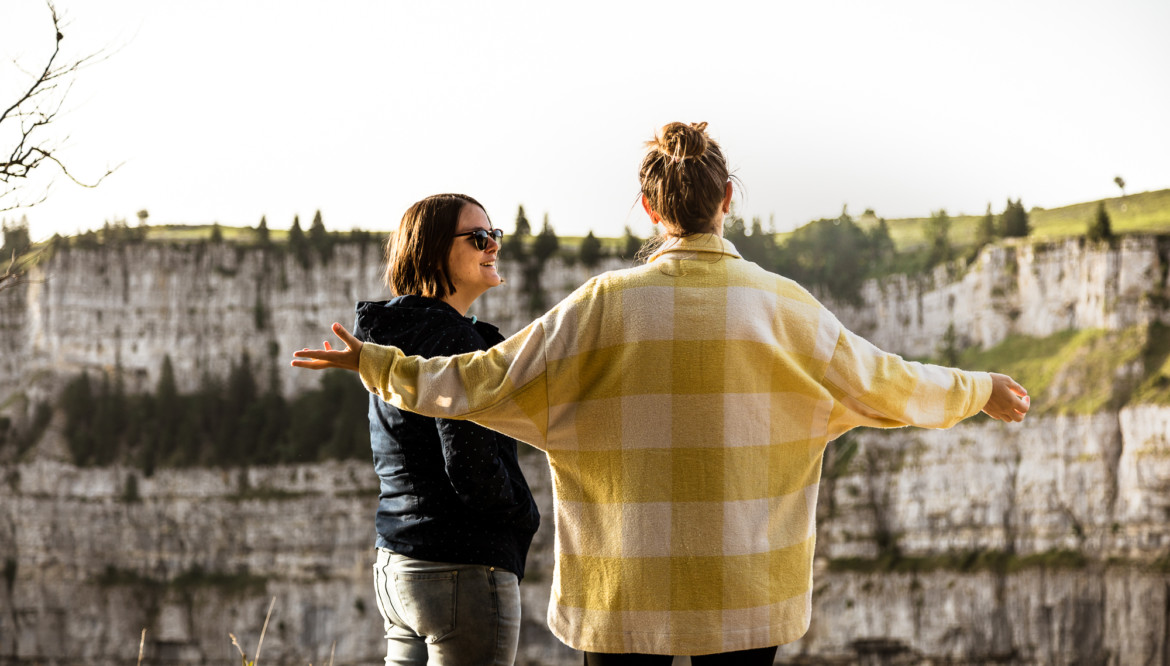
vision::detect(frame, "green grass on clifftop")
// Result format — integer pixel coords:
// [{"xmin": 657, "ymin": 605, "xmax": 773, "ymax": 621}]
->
[
  {"xmin": 861, "ymin": 189, "xmax": 1170, "ymax": 253},
  {"xmin": 952, "ymin": 324, "xmax": 1170, "ymax": 416}
]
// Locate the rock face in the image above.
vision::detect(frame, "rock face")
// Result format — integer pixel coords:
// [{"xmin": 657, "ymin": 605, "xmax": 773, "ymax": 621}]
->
[
  {"xmin": 0, "ymin": 455, "xmax": 571, "ymax": 666},
  {"xmin": 0, "ymin": 241, "xmax": 627, "ymax": 400},
  {"xmin": 829, "ymin": 235, "xmax": 1170, "ymax": 358},
  {"xmin": 3, "ymin": 237, "xmax": 1170, "ymax": 664}
]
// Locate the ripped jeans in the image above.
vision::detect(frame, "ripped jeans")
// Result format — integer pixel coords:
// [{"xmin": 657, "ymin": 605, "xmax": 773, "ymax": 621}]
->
[{"xmin": 372, "ymin": 548, "xmax": 522, "ymax": 666}]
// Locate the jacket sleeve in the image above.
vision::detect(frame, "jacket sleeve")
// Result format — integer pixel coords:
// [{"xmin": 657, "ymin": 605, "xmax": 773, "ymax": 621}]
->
[
  {"xmin": 358, "ymin": 312, "xmax": 553, "ymax": 450},
  {"xmin": 420, "ymin": 327, "xmax": 532, "ymax": 513},
  {"xmin": 820, "ymin": 311, "xmax": 993, "ymax": 440}
]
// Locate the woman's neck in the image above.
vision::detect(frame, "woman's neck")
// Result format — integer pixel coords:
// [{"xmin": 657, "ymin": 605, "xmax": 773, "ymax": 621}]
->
[{"xmin": 441, "ymin": 291, "xmax": 477, "ymax": 317}]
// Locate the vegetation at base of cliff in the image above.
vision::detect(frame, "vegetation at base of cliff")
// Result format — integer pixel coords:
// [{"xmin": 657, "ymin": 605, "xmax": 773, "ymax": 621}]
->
[
  {"xmin": 828, "ymin": 548, "xmax": 1088, "ymax": 575},
  {"xmin": 60, "ymin": 353, "xmax": 369, "ymax": 471},
  {"xmin": 1149, "ymin": 554, "xmax": 1170, "ymax": 573},
  {"xmin": 939, "ymin": 324, "xmax": 1170, "ymax": 416},
  {"xmin": 96, "ymin": 564, "xmax": 267, "ymax": 595},
  {"xmin": 1130, "ymin": 323, "xmax": 1170, "ymax": 405},
  {"xmin": 227, "ymin": 487, "xmax": 320, "ymax": 502}
]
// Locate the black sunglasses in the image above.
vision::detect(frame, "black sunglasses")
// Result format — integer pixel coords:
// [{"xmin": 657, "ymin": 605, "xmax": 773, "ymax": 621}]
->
[{"xmin": 454, "ymin": 228, "xmax": 504, "ymax": 250}]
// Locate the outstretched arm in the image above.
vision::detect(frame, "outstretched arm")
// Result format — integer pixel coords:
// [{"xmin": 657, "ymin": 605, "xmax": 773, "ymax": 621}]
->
[
  {"xmin": 822, "ymin": 320, "xmax": 1030, "ymax": 437},
  {"xmin": 292, "ymin": 317, "xmax": 553, "ymax": 449},
  {"xmin": 291, "ymin": 323, "xmax": 363, "ymax": 372}
]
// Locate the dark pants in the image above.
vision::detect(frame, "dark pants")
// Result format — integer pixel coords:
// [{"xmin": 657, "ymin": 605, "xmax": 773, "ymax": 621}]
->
[{"xmin": 584, "ymin": 646, "xmax": 778, "ymax": 666}]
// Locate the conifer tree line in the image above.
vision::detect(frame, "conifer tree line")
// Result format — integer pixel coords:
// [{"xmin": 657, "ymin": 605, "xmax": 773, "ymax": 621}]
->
[
  {"xmin": 27, "ymin": 210, "xmax": 376, "ymax": 264},
  {"xmin": 722, "ymin": 199, "xmax": 1038, "ymax": 303},
  {"xmin": 60, "ymin": 352, "xmax": 369, "ymax": 472}
]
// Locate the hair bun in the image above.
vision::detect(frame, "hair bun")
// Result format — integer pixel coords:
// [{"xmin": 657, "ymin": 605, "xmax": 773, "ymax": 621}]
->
[{"xmin": 650, "ymin": 121, "xmax": 710, "ymax": 163}]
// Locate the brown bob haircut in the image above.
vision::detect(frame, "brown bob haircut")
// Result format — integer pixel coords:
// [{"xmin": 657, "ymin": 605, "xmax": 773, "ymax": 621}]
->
[
  {"xmin": 639, "ymin": 121, "xmax": 731, "ymax": 236},
  {"xmin": 384, "ymin": 193, "xmax": 489, "ymax": 300}
]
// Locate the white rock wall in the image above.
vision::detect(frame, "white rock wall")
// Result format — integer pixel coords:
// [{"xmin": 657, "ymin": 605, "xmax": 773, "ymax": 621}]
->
[
  {"xmin": 0, "ymin": 453, "xmax": 570, "ymax": 666},
  {"xmin": 0, "ymin": 242, "xmax": 630, "ymax": 411},
  {"xmin": 4, "ymin": 236, "xmax": 1170, "ymax": 664},
  {"xmin": 830, "ymin": 236, "xmax": 1170, "ymax": 358}
]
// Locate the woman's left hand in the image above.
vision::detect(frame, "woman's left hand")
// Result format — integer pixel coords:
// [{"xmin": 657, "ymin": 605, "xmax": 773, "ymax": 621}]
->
[{"xmin": 291, "ymin": 323, "xmax": 363, "ymax": 372}]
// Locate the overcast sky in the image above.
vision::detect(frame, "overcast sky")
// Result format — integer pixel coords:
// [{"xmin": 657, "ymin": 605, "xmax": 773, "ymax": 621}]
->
[{"xmin": 4, "ymin": 0, "xmax": 1169, "ymax": 242}]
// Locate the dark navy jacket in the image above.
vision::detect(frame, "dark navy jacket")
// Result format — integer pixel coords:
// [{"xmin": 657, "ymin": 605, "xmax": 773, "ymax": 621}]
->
[{"xmin": 353, "ymin": 296, "xmax": 540, "ymax": 578}]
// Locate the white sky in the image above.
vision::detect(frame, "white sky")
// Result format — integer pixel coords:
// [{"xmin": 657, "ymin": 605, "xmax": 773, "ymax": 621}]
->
[{"xmin": 4, "ymin": 0, "xmax": 1169, "ymax": 242}]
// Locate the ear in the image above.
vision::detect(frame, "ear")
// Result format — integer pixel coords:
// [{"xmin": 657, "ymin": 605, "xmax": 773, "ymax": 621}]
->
[
  {"xmin": 722, "ymin": 181, "xmax": 733, "ymax": 214},
  {"xmin": 641, "ymin": 194, "xmax": 661, "ymax": 225}
]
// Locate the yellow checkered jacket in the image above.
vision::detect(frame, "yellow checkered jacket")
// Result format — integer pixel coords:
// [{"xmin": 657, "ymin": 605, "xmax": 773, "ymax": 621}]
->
[{"xmin": 358, "ymin": 233, "xmax": 992, "ymax": 655}]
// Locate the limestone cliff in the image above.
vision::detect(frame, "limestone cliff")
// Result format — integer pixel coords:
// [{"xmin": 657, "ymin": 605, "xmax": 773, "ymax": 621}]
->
[
  {"xmin": 0, "ymin": 241, "xmax": 626, "ymax": 400},
  {"xmin": 828, "ymin": 236, "xmax": 1170, "ymax": 358},
  {"xmin": 2, "ymin": 237, "xmax": 1169, "ymax": 664}
]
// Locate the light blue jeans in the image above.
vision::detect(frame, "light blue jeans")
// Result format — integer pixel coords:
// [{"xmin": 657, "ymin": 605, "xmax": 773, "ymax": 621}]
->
[{"xmin": 372, "ymin": 548, "xmax": 522, "ymax": 666}]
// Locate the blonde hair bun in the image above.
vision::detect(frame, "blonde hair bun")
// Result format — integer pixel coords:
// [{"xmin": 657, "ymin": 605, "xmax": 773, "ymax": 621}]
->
[{"xmin": 649, "ymin": 121, "xmax": 710, "ymax": 162}]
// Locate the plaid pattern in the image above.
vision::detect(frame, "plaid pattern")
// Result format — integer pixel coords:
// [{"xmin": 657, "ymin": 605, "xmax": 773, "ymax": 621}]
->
[{"xmin": 359, "ymin": 233, "xmax": 992, "ymax": 655}]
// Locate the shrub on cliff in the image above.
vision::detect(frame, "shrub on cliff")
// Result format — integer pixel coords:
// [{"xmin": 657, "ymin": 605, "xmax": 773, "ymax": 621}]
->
[
  {"xmin": 288, "ymin": 215, "xmax": 311, "ymax": 268},
  {"xmin": 578, "ymin": 230, "xmax": 603, "ymax": 268},
  {"xmin": 1000, "ymin": 199, "xmax": 1031, "ymax": 238},
  {"xmin": 1087, "ymin": 202, "xmax": 1113, "ymax": 243},
  {"xmin": 773, "ymin": 212, "xmax": 872, "ymax": 304}
]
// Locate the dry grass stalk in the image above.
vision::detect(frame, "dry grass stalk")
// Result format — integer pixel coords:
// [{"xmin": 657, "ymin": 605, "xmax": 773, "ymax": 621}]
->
[{"xmin": 228, "ymin": 596, "xmax": 277, "ymax": 666}]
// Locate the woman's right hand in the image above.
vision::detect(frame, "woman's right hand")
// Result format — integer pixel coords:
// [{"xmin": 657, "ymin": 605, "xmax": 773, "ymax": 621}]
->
[
  {"xmin": 291, "ymin": 322, "xmax": 363, "ymax": 372},
  {"xmin": 982, "ymin": 372, "xmax": 1030, "ymax": 422}
]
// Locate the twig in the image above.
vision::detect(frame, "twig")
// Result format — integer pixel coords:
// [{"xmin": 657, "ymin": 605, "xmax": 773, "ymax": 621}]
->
[
  {"xmin": 229, "ymin": 632, "xmax": 247, "ymax": 665},
  {"xmin": 254, "ymin": 596, "xmax": 276, "ymax": 665},
  {"xmin": 1, "ymin": 0, "xmax": 122, "ymax": 208},
  {"xmin": 136, "ymin": 628, "xmax": 146, "ymax": 666}
]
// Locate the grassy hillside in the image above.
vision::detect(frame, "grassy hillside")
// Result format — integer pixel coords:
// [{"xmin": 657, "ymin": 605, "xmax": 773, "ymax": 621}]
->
[
  {"xmin": 858, "ymin": 189, "xmax": 1170, "ymax": 253},
  {"xmin": 930, "ymin": 323, "xmax": 1170, "ymax": 416},
  {"xmin": 11, "ymin": 188, "xmax": 1169, "ymax": 263}
]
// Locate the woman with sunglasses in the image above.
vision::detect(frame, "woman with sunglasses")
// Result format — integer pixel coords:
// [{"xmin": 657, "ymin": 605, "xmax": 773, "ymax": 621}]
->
[
  {"xmin": 352, "ymin": 193, "xmax": 538, "ymax": 666},
  {"xmin": 296, "ymin": 126, "xmax": 1029, "ymax": 664}
]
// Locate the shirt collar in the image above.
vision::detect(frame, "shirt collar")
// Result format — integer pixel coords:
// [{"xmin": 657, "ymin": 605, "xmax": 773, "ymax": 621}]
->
[{"xmin": 647, "ymin": 233, "xmax": 742, "ymax": 262}]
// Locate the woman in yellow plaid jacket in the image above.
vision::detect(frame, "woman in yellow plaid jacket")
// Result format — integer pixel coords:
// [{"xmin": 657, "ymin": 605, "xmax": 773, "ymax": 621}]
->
[{"xmin": 294, "ymin": 122, "xmax": 1030, "ymax": 665}]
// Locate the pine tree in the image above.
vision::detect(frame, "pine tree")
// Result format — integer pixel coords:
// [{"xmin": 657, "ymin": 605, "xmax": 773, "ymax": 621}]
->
[
  {"xmin": 62, "ymin": 372, "xmax": 95, "ymax": 465},
  {"xmin": 777, "ymin": 215, "xmax": 870, "ymax": 303},
  {"xmin": 532, "ymin": 213, "xmax": 560, "ymax": 264},
  {"xmin": 999, "ymin": 199, "xmax": 1030, "ymax": 238},
  {"xmin": 1087, "ymin": 201, "xmax": 1113, "ymax": 243},
  {"xmin": 620, "ymin": 226, "xmax": 643, "ymax": 261},
  {"xmin": 256, "ymin": 215, "xmax": 270, "ymax": 244},
  {"xmin": 925, "ymin": 209, "xmax": 952, "ymax": 268},
  {"xmin": 976, "ymin": 203, "xmax": 997, "ymax": 248},
  {"xmin": 868, "ymin": 217, "xmax": 896, "ymax": 269},
  {"xmin": 0, "ymin": 217, "xmax": 31, "ymax": 258},
  {"xmin": 578, "ymin": 230, "xmax": 603, "ymax": 268},
  {"xmin": 504, "ymin": 205, "xmax": 530, "ymax": 259},
  {"xmin": 288, "ymin": 215, "xmax": 311, "ymax": 267},
  {"xmin": 308, "ymin": 209, "xmax": 331, "ymax": 261}
]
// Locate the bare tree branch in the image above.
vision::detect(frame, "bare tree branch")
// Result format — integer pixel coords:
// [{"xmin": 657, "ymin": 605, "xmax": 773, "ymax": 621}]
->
[
  {"xmin": 0, "ymin": 251, "xmax": 29, "ymax": 292},
  {"xmin": 1, "ymin": 1, "xmax": 120, "ymax": 211}
]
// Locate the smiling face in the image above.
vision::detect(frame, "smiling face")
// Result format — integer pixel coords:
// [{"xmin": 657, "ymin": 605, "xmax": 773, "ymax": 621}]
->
[{"xmin": 442, "ymin": 203, "xmax": 501, "ymax": 314}]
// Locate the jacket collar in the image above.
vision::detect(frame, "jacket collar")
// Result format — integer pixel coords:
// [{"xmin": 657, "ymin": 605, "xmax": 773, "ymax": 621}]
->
[{"xmin": 647, "ymin": 233, "xmax": 742, "ymax": 262}]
